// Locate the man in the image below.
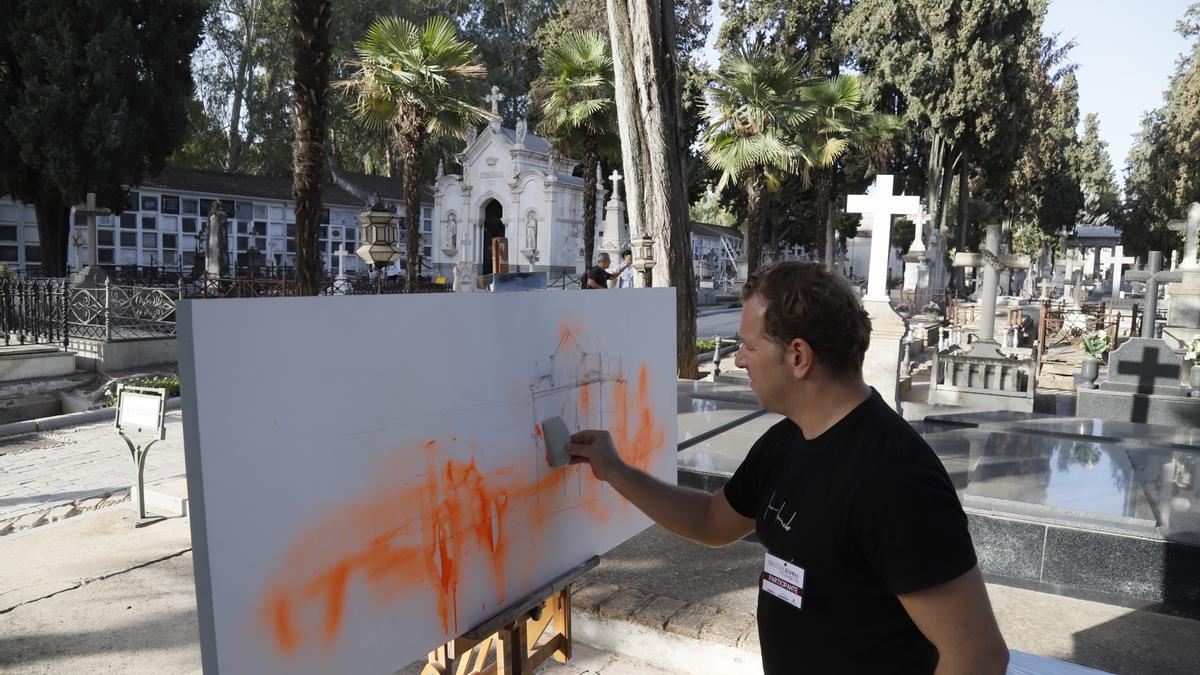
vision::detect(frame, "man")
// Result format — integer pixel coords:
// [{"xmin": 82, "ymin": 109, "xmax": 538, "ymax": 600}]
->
[
  {"xmin": 586, "ymin": 252, "xmax": 632, "ymax": 289},
  {"xmin": 615, "ymin": 250, "xmax": 636, "ymax": 288},
  {"xmin": 567, "ymin": 262, "xmax": 1008, "ymax": 674},
  {"xmin": 586, "ymin": 252, "xmax": 615, "ymax": 289}
]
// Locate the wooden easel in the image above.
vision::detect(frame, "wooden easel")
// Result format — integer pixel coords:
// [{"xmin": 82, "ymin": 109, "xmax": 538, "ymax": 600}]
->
[{"xmin": 422, "ymin": 556, "xmax": 599, "ymax": 675}]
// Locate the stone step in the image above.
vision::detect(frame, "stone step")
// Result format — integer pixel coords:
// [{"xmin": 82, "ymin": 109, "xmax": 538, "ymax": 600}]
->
[
  {"xmin": 0, "ymin": 346, "xmax": 76, "ymax": 383},
  {"xmin": 144, "ymin": 477, "xmax": 189, "ymax": 518}
]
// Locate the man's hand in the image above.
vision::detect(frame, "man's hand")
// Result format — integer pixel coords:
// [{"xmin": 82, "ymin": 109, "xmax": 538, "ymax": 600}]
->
[{"xmin": 566, "ymin": 430, "xmax": 626, "ymax": 482}]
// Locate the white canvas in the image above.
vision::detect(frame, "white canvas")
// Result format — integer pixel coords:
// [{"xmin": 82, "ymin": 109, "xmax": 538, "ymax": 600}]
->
[{"xmin": 178, "ymin": 289, "xmax": 677, "ymax": 675}]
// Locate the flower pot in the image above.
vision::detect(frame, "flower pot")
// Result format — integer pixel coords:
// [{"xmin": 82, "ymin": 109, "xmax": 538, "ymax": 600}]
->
[{"xmin": 1080, "ymin": 357, "xmax": 1100, "ymax": 390}]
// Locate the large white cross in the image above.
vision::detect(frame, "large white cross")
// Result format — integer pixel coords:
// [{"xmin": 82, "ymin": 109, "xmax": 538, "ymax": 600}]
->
[
  {"xmin": 846, "ymin": 175, "xmax": 920, "ymax": 300},
  {"xmin": 609, "ymin": 170, "xmax": 622, "ymax": 202},
  {"xmin": 485, "ymin": 85, "xmax": 505, "ymax": 116},
  {"xmin": 335, "ymin": 243, "xmax": 352, "ymax": 281},
  {"xmin": 1110, "ymin": 244, "xmax": 1136, "ymax": 300},
  {"xmin": 74, "ymin": 192, "xmax": 111, "ymax": 270},
  {"xmin": 1167, "ymin": 202, "xmax": 1200, "ymax": 271}
]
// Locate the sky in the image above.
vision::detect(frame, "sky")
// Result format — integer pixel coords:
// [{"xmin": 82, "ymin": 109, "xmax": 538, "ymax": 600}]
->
[{"xmin": 699, "ymin": 0, "xmax": 1196, "ymax": 186}]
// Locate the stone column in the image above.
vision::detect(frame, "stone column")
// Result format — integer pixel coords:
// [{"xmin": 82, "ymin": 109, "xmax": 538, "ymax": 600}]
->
[{"xmin": 978, "ymin": 222, "xmax": 1001, "ymax": 344}]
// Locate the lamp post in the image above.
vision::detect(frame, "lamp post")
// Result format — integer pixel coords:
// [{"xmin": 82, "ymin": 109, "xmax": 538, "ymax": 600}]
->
[
  {"xmin": 633, "ymin": 233, "xmax": 656, "ymax": 287},
  {"xmin": 356, "ymin": 195, "xmax": 401, "ymax": 294}
]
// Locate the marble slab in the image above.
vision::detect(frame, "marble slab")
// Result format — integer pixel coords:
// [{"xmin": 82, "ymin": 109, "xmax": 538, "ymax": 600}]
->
[
  {"xmin": 677, "ymin": 413, "xmax": 786, "ymax": 478},
  {"xmin": 924, "ymin": 409, "xmax": 1056, "ymax": 429},
  {"xmin": 924, "ymin": 429, "xmax": 1200, "ymax": 545},
  {"xmin": 979, "ymin": 417, "xmax": 1200, "ymax": 451},
  {"xmin": 676, "ymin": 379, "xmax": 761, "ymax": 406},
  {"xmin": 676, "ymin": 394, "xmax": 761, "ymax": 446}
]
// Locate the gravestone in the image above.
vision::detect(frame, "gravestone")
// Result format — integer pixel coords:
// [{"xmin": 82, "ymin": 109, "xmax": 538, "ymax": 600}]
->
[
  {"xmin": 932, "ymin": 223, "xmax": 1036, "ymax": 412},
  {"xmin": 69, "ymin": 192, "xmax": 112, "ymax": 287},
  {"xmin": 1110, "ymin": 245, "xmax": 1137, "ymax": 301},
  {"xmin": 846, "ymin": 175, "xmax": 919, "ymax": 412},
  {"xmin": 1163, "ymin": 203, "xmax": 1200, "ymax": 349},
  {"xmin": 902, "ymin": 208, "xmax": 933, "ymax": 292},
  {"xmin": 453, "ymin": 260, "xmax": 478, "ymax": 293},
  {"xmin": 206, "ymin": 202, "xmax": 229, "ymax": 278},
  {"xmin": 1076, "ymin": 337, "xmax": 1199, "ymax": 425}
]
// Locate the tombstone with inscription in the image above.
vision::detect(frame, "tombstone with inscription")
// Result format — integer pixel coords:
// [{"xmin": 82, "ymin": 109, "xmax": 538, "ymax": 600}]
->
[
  {"xmin": 453, "ymin": 260, "xmax": 478, "ymax": 293},
  {"xmin": 1077, "ymin": 337, "xmax": 1199, "ymax": 425}
]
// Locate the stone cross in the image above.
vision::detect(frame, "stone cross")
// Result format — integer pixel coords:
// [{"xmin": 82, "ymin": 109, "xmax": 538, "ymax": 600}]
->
[
  {"xmin": 907, "ymin": 208, "xmax": 933, "ymax": 254},
  {"xmin": 1126, "ymin": 251, "xmax": 1187, "ymax": 338},
  {"xmin": 485, "ymin": 85, "xmax": 505, "ymax": 116},
  {"xmin": 846, "ymin": 175, "xmax": 920, "ymax": 300},
  {"xmin": 1167, "ymin": 202, "xmax": 1200, "ymax": 271},
  {"xmin": 1054, "ymin": 251, "xmax": 1084, "ymax": 302},
  {"xmin": 609, "ymin": 170, "xmax": 622, "ymax": 202},
  {"xmin": 950, "ymin": 222, "xmax": 1031, "ymax": 344},
  {"xmin": 75, "ymin": 192, "xmax": 111, "ymax": 272},
  {"xmin": 335, "ymin": 244, "xmax": 352, "ymax": 281},
  {"xmin": 1110, "ymin": 245, "xmax": 1137, "ymax": 301}
]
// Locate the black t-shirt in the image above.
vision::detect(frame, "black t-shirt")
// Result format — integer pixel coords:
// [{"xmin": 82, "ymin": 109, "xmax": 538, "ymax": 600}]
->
[
  {"xmin": 723, "ymin": 389, "xmax": 977, "ymax": 674},
  {"xmin": 586, "ymin": 265, "xmax": 614, "ymax": 288}
]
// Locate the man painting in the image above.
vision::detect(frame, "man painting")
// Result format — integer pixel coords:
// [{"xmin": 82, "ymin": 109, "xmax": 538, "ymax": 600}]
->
[{"xmin": 568, "ymin": 262, "xmax": 1008, "ymax": 673}]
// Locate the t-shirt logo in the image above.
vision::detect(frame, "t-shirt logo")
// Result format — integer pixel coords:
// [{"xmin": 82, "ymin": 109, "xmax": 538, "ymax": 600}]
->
[
  {"xmin": 764, "ymin": 490, "xmax": 796, "ymax": 531},
  {"xmin": 762, "ymin": 552, "xmax": 805, "ymax": 610}
]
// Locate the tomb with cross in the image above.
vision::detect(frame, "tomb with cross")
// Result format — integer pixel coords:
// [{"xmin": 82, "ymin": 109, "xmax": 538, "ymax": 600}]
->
[
  {"xmin": 485, "ymin": 85, "xmax": 505, "ymax": 128},
  {"xmin": 598, "ymin": 170, "xmax": 629, "ymax": 262},
  {"xmin": 1163, "ymin": 203, "xmax": 1200, "ymax": 343},
  {"xmin": 1077, "ymin": 329, "xmax": 1198, "ymax": 424},
  {"xmin": 901, "ymin": 207, "xmax": 934, "ymax": 292},
  {"xmin": 1126, "ymin": 251, "xmax": 1188, "ymax": 339},
  {"xmin": 1109, "ymin": 245, "xmax": 1137, "ymax": 301},
  {"xmin": 844, "ymin": 175, "xmax": 920, "ymax": 413},
  {"xmin": 1053, "ymin": 250, "xmax": 1086, "ymax": 305},
  {"xmin": 70, "ymin": 192, "xmax": 113, "ymax": 287}
]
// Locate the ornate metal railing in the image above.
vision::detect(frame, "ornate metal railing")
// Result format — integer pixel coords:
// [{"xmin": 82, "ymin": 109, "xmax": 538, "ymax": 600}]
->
[
  {"xmin": 67, "ymin": 283, "xmax": 180, "ymax": 340},
  {"xmin": 1, "ymin": 279, "xmax": 70, "ymax": 347}
]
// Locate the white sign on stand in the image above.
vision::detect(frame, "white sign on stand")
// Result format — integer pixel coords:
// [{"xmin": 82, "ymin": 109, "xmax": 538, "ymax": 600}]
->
[{"xmin": 115, "ymin": 385, "xmax": 168, "ymax": 527}]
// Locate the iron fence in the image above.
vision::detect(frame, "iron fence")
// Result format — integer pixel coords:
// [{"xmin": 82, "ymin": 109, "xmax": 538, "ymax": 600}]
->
[{"xmin": 0, "ymin": 279, "xmax": 70, "ymax": 346}]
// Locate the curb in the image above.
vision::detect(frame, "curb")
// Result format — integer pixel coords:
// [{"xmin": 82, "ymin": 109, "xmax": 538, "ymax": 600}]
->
[
  {"xmin": 0, "ymin": 396, "xmax": 183, "ymax": 439},
  {"xmin": 572, "ymin": 579, "xmax": 761, "ymax": 674}
]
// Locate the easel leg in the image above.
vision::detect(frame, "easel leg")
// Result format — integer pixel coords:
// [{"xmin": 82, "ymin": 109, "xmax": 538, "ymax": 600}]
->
[{"xmin": 552, "ymin": 586, "xmax": 571, "ymax": 663}]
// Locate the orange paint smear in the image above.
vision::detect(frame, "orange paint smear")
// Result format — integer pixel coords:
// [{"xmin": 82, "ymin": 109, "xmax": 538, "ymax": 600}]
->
[{"xmin": 259, "ymin": 359, "xmax": 666, "ymax": 659}]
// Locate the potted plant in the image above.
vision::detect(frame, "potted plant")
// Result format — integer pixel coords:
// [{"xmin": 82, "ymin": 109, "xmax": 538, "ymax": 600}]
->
[
  {"xmin": 1080, "ymin": 330, "xmax": 1111, "ymax": 389},
  {"xmin": 1186, "ymin": 336, "xmax": 1200, "ymax": 397}
]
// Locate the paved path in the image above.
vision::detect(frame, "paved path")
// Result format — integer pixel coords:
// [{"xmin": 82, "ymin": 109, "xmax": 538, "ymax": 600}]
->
[{"xmin": 0, "ymin": 412, "xmax": 185, "ymax": 527}]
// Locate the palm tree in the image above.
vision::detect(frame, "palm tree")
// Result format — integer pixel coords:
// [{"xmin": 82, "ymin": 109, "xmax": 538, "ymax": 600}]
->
[
  {"xmin": 800, "ymin": 76, "xmax": 907, "ymax": 267},
  {"xmin": 338, "ymin": 17, "xmax": 491, "ymax": 289},
  {"xmin": 700, "ymin": 47, "xmax": 816, "ymax": 276},
  {"xmin": 291, "ymin": 0, "xmax": 332, "ymax": 296},
  {"xmin": 535, "ymin": 31, "xmax": 620, "ymax": 269}
]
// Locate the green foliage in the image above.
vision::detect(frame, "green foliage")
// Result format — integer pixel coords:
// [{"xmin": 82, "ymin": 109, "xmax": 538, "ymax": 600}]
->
[
  {"xmin": 690, "ymin": 188, "xmax": 738, "ymax": 228},
  {"xmin": 0, "ymin": 0, "xmax": 206, "ymax": 275},
  {"xmin": 105, "ymin": 375, "xmax": 182, "ymax": 407},
  {"xmin": 1071, "ymin": 114, "xmax": 1122, "ymax": 226},
  {"xmin": 1122, "ymin": 2, "xmax": 1200, "ymax": 259},
  {"xmin": 696, "ymin": 337, "xmax": 718, "ymax": 353},
  {"xmin": 1011, "ymin": 221, "xmax": 1053, "ymax": 256},
  {"xmin": 1081, "ymin": 331, "xmax": 1110, "ymax": 359}
]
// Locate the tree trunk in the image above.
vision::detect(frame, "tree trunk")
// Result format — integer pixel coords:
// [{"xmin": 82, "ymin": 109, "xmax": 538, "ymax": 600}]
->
[
  {"xmin": 956, "ymin": 146, "xmax": 970, "ymax": 290},
  {"xmin": 745, "ymin": 168, "xmax": 766, "ymax": 276},
  {"xmin": 34, "ymin": 200, "xmax": 70, "ymax": 278},
  {"xmin": 226, "ymin": 2, "xmax": 258, "ymax": 173},
  {"xmin": 818, "ymin": 167, "xmax": 835, "ymax": 267},
  {"xmin": 401, "ymin": 131, "xmax": 425, "ymax": 289},
  {"xmin": 290, "ymin": 0, "xmax": 331, "ymax": 296},
  {"xmin": 608, "ymin": 0, "xmax": 698, "ymax": 378},
  {"xmin": 581, "ymin": 139, "xmax": 599, "ymax": 268}
]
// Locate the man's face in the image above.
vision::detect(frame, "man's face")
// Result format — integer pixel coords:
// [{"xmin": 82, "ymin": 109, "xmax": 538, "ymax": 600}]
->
[
  {"xmin": 599, "ymin": 258, "xmax": 610, "ymax": 269},
  {"xmin": 624, "ymin": 254, "xmax": 632, "ymax": 265},
  {"xmin": 733, "ymin": 295, "xmax": 790, "ymax": 411}
]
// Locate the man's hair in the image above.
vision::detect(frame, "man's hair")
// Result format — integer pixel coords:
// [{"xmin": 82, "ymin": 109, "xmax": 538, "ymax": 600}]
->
[
  {"xmin": 621, "ymin": 249, "xmax": 632, "ymax": 258},
  {"xmin": 741, "ymin": 262, "xmax": 871, "ymax": 377},
  {"xmin": 597, "ymin": 252, "xmax": 611, "ymax": 264}
]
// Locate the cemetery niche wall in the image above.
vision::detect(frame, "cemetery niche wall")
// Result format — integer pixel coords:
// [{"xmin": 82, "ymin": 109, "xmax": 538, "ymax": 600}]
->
[{"xmin": 178, "ymin": 289, "xmax": 677, "ymax": 675}]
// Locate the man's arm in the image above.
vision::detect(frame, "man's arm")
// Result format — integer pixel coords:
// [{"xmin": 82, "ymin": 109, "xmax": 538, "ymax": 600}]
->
[
  {"xmin": 568, "ymin": 430, "xmax": 755, "ymax": 547},
  {"xmin": 897, "ymin": 566, "xmax": 1009, "ymax": 674}
]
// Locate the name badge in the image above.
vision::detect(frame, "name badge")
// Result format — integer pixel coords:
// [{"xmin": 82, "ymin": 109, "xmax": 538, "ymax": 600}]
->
[{"xmin": 761, "ymin": 552, "xmax": 805, "ymax": 610}]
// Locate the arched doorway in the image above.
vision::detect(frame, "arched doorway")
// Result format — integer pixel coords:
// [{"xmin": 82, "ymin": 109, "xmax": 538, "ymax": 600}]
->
[{"xmin": 481, "ymin": 199, "xmax": 504, "ymax": 276}]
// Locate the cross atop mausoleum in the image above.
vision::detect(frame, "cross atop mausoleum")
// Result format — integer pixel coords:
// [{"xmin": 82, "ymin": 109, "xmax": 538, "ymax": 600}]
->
[{"xmin": 485, "ymin": 85, "xmax": 505, "ymax": 116}]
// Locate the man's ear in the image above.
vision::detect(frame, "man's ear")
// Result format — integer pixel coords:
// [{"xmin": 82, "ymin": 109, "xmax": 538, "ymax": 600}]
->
[{"xmin": 787, "ymin": 338, "xmax": 815, "ymax": 378}]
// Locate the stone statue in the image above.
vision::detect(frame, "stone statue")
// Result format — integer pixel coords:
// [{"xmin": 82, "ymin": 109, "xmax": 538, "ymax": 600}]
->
[
  {"xmin": 436, "ymin": 159, "xmax": 444, "ymax": 179},
  {"xmin": 466, "ymin": 125, "xmax": 478, "ymax": 147},
  {"xmin": 206, "ymin": 201, "xmax": 229, "ymax": 277},
  {"xmin": 515, "ymin": 118, "xmax": 527, "ymax": 145},
  {"xmin": 548, "ymin": 150, "xmax": 560, "ymax": 176},
  {"xmin": 524, "ymin": 212, "xmax": 537, "ymax": 250},
  {"xmin": 444, "ymin": 212, "xmax": 458, "ymax": 251}
]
